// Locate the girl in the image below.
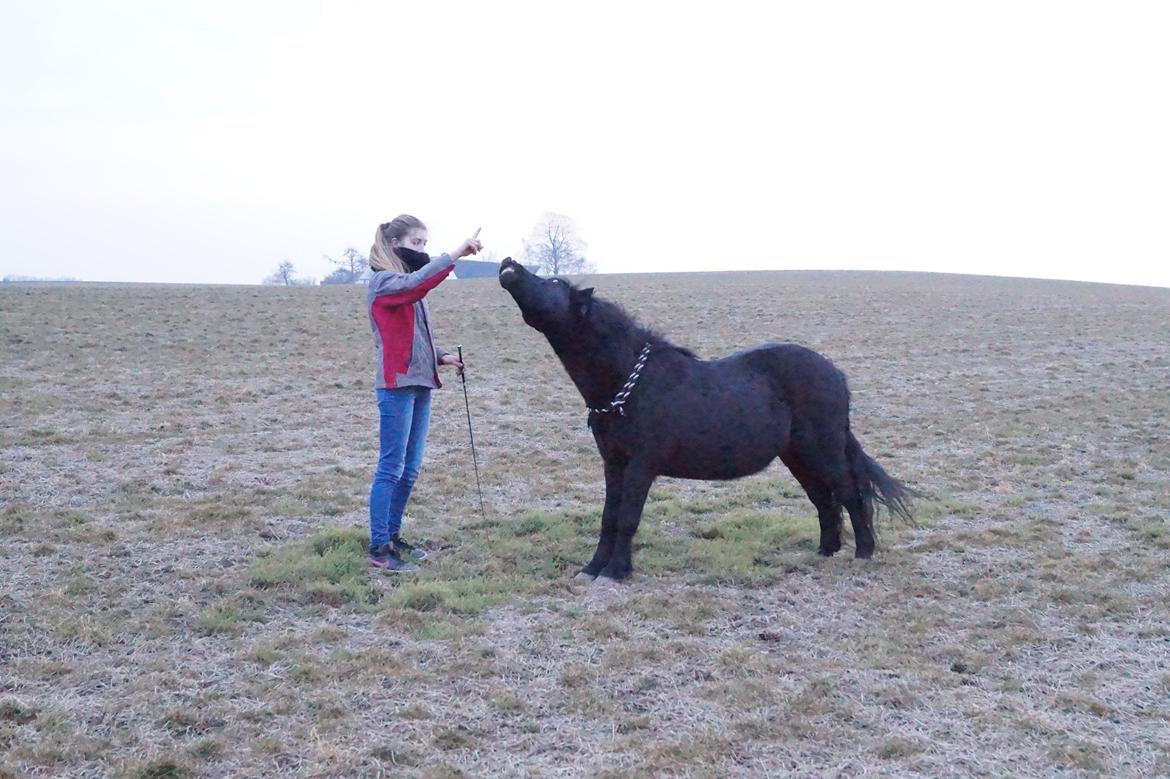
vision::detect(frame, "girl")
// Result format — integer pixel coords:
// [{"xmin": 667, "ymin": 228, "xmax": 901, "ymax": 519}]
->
[{"xmin": 366, "ymin": 215, "xmax": 482, "ymax": 571}]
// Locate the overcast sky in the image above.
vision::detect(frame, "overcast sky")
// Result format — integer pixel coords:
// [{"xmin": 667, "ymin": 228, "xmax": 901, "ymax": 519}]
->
[{"xmin": 2, "ymin": 1, "xmax": 1167, "ymax": 287}]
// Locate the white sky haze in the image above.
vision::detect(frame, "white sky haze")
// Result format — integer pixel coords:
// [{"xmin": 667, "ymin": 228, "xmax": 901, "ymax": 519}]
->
[{"xmin": 2, "ymin": 1, "xmax": 1168, "ymax": 286}]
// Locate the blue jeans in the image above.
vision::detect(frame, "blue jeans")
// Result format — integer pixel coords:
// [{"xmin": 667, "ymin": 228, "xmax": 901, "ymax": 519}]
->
[{"xmin": 369, "ymin": 387, "xmax": 431, "ymax": 549}]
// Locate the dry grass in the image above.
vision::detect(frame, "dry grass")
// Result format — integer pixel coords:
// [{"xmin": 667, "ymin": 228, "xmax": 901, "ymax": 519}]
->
[{"xmin": 2, "ymin": 272, "xmax": 1169, "ymax": 777}]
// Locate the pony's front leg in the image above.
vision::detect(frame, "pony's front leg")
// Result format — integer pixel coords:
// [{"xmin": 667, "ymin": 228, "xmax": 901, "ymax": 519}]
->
[
  {"xmin": 598, "ymin": 465, "xmax": 655, "ymax": 582},
  {"xmin": 578, "ymin": 461, "xmax": 624, "ymax": 580}
]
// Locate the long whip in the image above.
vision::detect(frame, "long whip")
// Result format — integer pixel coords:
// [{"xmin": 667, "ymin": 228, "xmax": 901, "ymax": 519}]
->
[{"xmin": 457, "ymin": 345, "xmax": 486, "ymax": 519}]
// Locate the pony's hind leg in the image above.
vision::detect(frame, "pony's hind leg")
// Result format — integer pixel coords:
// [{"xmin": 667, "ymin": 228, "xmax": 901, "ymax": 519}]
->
[
  {"xmin": 839, "ymin": 490, "xmax": 876, "ymax": 559},
  {"xmin": 809, "ymin": 441, "xmax": 876, "ymax": 558},
  {"xmin": 842, "ymin": 479, "xmax": 879, "ymax": 559},
  {"xmin": 808, "ymin": 432, "xmax": 876, "ymax": 559},
  {"xmin": 781, "ymin": 454, "xmax": 843, "ymax": 556}
]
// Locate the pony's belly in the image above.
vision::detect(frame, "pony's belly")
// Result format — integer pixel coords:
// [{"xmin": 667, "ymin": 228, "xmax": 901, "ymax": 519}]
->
[
  {"xmin": 661, "ymin": 454, "xmax": 774, "ymax": 480},
  {"xmin": 647, "ymin": 390, "xmax": 787, "ymax": 479},
  {"xmin": 661, "ymin": 429, "xmax": 780, "ymax": 480}
]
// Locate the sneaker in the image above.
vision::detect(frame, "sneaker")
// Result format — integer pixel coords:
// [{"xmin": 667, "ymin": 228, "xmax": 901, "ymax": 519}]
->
[
  {"xmin": 391, "ymin": 534, "xmax": 429, "ymax": 561},
  {"xmin": 369, "ymin": 543, "xmax": 419, "ymax": 573}
]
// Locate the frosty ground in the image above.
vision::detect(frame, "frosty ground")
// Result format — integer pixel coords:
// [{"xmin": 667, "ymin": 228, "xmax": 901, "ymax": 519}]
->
[{"xmin": 1, "ymin": 271, "xmax": 1168, "ymax": 777}]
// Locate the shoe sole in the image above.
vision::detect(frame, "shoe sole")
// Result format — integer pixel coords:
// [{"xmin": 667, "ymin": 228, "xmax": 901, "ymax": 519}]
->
[
  {"xmin": 369, "ymin": 558, "xmax": 419, "ymax": 573},
  {"xmin": 393, "ymin": 542, "xmax": 429, "ymax": 561}
]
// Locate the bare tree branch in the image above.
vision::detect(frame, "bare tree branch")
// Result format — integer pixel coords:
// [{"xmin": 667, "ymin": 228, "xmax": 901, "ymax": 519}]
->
[
  {"xmin": 523, "ymin": 213, "xmax": 593, "ymax": 275},
  {"xmin": 263, "ymin": 260, "xmax": 298, "ymax": 286},
  {"xmin": 322, "ymin": 248, "xmax": 369, "ymax": 285}
]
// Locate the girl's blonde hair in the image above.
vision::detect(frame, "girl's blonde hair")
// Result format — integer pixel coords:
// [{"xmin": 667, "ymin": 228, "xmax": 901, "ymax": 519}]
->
[{"xmin": 369, "ymin": 214, "xmax": 427, "ymax": 273}]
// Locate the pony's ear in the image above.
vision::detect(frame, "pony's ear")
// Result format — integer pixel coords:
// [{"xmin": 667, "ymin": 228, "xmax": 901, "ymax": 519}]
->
[{"xmin": 573, "ymin": 287, "xmax": 595, "ymax": 319}]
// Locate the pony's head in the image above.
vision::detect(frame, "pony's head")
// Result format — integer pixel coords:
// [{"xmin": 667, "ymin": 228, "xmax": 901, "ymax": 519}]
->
[{"xmin": 498, "ymin": 257, "xmax": 594, "ymax": 336}]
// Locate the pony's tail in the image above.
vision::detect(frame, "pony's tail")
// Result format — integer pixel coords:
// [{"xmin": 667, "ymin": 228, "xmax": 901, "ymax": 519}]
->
[{"xmin": 846, "ymin": 431, "xmax": 920, "ymax": 525}]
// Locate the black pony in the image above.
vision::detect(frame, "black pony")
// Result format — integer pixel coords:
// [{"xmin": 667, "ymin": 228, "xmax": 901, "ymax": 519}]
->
[{"xmin": 498, "ymin": 258, "xmax": 916, "ymax": 581}]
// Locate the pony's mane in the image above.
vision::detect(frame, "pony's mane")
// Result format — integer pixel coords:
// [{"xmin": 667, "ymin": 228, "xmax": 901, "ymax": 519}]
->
[{"xmin": 585, "ymin": 290, "xmax": 698, "ymax": 359}]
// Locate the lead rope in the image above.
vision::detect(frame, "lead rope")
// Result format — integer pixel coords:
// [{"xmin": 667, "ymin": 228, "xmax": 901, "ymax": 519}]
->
[{"xmin": 588, "ymin": 342, "xmax": 652, "ymax": 424}]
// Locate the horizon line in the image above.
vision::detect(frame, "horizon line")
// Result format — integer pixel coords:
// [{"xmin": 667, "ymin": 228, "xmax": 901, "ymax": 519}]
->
[{"xmin": 2, "ymin": 267, "xmax": 1168, "ymax": 291}]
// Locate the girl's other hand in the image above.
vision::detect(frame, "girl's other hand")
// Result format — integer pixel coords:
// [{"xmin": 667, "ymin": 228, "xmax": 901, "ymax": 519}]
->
[
  {"xmin": 452, "ymin": 227, "xmax": 483, "ymax": 259},
  {"xmin": 439, "ymin": 353, "xmax": 465, "ymax": 376}
]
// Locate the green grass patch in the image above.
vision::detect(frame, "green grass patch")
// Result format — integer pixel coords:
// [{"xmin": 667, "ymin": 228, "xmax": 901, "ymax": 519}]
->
[
  {"xmin": 181, "ymin": 497, "xmax": 255, "ymax": 525},
  {"xmin": 384, "ymin": 577, "xmax": 521, "ymax": 615},
  {"xmin": 188, "ymin": 738, "xmax": 224, "ymax": 761},
  {"xmin": 0, "ymin": 504, "xmax": 29, "ymax": 536},
  {"xmin": 378, "ymin": 609, "xmax": 487, "ymax": 640},
  {"xmin": 290, "ymin": 476, "xmax": 365, "ymax": 517},
  {"xmin": 247, "ymin": 526, "xmax": 379, "ymax": 608},
  {"xmin": 0, "ymin": 505, "xmax": 95, "ymax": 539},
  {"xmin": 196, "ymin": 602, "xmax": 243, "ymax": 635},
  {"xmin": 212, "ymin": 490, "xmax": 882, "ymax": 627},
  {"xmin": 912, "ymin": 493, "xmax": 976, "ymax": 522},
  {"xmin": 1115, "ymin": 515, "xmax": 1170, "ymax": 549},
  {"xmin": 395, "ymin": 502, "xmax": 818, "ymax": 614},
  {"xmin": 21, "ymin": 427, "xmax": 71, "ymax": 445},
  {"xmin": 0, "ymin": 700, "xmax": 38, "ymax": 725},
  {"xmin": 488, "ymin": 690, "xmax": 525, "ymax": 714},
  {"xmin": 269, "ymin": 495, "xmax": 307, "ymax": 517},
  {"xmin": 246, "ymin": 643, "xmax": 283, "ymax": 667},
  {"xmin": 640, "ymin": 508, "xmax": 818, "ymax": 584},
  {"xmin": 432, "ymin": 725, "xmax": 476, "ymax": 751}
]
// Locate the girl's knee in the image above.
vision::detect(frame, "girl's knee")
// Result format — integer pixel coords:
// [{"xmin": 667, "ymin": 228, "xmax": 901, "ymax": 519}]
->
[{"xmin": 374, "ymin": 458, "xmax": 406, "ymax": 483}]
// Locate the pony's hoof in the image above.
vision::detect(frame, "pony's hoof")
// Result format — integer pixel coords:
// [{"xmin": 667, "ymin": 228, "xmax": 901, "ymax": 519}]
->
[{"xmin": 573, "ymin": 571, "xmax": 598, "ymax": 583}]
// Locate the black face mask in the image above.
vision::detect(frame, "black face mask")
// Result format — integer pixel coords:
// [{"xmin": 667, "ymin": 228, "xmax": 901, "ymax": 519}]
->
[{"xmin": 394, "ymin": 246, "xmax": 430, "ymax": 272}]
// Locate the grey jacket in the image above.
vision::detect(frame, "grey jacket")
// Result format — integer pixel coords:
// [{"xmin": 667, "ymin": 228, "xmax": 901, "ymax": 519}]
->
[{"xmin": 367, "ymin": 253, "xmax": 455, "ymax": 390}]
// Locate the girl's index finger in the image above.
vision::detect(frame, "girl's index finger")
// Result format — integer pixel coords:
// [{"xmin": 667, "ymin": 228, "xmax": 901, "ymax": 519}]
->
[{"xmin": 473, "ymin": 227, "xmax": 481, "ymax": 239}]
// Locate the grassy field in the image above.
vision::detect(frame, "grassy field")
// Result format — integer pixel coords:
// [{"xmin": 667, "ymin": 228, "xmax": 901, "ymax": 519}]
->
[{"xmin": 1, "ymin": 270, "xmax": 1168, "ymax": 778}]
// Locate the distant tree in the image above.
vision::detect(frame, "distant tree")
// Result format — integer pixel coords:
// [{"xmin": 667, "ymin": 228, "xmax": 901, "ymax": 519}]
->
[
  {"xmin": 523, "ymin": 213, "xmax": 593, "ymax": 275},
  {"xmin": 322, "ymin": 247, "xmax": 369, "ymax": 285},
  {"xmin": 321, "ymin": 268, "xmax": 354, "ymax": 285},
  {"xmin": 263, "ymin": 260, "xmax": 297, "ymax": 286}
]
